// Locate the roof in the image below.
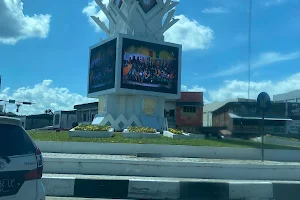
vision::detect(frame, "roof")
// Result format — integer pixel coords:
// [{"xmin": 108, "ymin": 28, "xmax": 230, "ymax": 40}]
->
[
  {"xmin": 273, "ymin": 89, "xmax": 300, "ymax": 101},
  {"xmin": 74, "ymin": 102, "xmax": 98, "ymax": 110},
  {"xmin": 26, "ymin": 114, "xmax": 53, "ymax": 120},
  {"xmin": 0, "ymin": 116, "xmax": 22, "ymax": 126},
  {"xmin": 228, "ymin": 113, "xmax": 292, "ymax": 121},
  {"xmin": 204, "ymin": 98, "xmax": 256, "ymax": 113},
  {"xmin": 178, "ymin": 92, "xmax": 203, "ymax": 103}
]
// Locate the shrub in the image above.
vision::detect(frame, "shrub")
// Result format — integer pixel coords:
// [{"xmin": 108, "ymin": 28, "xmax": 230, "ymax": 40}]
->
[
  {"xmin": 169, "ymin": 128, "xmax": 183, "ymax": 134},
  {"xmin": 74, "ymin": 124, "xmax": 111, "ymax": 131},
  {"xmin": 127, "ymin": 126, "xmax": 156, "ymax": 133}
]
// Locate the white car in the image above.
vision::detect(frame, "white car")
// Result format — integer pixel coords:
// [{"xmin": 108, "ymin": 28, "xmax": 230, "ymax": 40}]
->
[{"xmin": 0, "ymin": 116, "xmax": 46, "ymax": 200}]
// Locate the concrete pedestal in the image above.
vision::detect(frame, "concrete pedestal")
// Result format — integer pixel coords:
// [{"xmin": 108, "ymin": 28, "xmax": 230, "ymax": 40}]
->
[{"xmin": 92, "ymin": 94, "xmax": 165, "ymax": 131}]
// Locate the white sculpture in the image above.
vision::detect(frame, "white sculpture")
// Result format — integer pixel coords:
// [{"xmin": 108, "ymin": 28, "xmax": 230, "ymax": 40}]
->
[
  {"xmin": 88, "ymin": 0, "xmax": 181, "ymax": 131},
  {"xmin": 91, "ymin": 0, "xmax": 179, "ymax": 41}
]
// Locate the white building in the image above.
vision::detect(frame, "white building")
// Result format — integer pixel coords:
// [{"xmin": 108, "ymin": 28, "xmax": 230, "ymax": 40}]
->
[{"xmin": 273, "ymin": 90, "xmax": 300, "ymax": 103}]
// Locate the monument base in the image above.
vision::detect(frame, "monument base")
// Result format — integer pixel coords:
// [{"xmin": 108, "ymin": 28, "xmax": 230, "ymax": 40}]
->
[{"xmin": 91, "ymin": 94, "xmax": 166, "ymax": 131}]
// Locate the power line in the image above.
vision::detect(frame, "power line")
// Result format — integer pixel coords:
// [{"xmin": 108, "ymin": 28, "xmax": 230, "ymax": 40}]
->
[{"xmin": 248, "ymin": 0, "xmax": 253, "ymax": 100}]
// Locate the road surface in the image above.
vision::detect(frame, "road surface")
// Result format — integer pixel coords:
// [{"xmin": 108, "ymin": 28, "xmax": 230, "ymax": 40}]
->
[{"xmin": 47, "ymin": 198, "xmax": 132, "ymax": 200}]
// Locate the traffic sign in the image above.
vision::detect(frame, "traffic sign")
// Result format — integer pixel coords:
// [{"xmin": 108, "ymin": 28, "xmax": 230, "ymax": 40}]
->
[
  {"xmin": 256, "ymin": 92, "xmax": 271, "ymax": 162},
  {"xmin": 8, "ymin": 99, "xmax": 16, "ymax": 104},
  {"xmin": 257, "ymin": 92, "xmax": 271, "ymax": 112}
]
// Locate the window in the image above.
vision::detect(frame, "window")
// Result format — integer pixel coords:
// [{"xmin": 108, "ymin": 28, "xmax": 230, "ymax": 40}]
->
[
  {"xmin": 183, "ymin": 106, "xmax": 196, "ymax": 113},
  {"xmin": 0, "ymin": 124, "xmax": 35, "ymax": 156},
  {"xmin": 170, "ymin": 109, "xmax": 175, "ymax": 117},
  {"xmin": 77, "ymin": 111, "xmax": 82, "ymax": 122},
  {"xmin": 54, "ymin": 114, "xmax": 60, "ymax": 125}
]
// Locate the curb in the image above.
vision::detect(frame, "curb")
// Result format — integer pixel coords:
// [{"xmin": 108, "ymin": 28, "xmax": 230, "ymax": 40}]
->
[
  {"xmin": 43, "ymin": 153, "xmax": 300, "ymax": 181},
  {"xmin": 42, "ymin": 176, "xmax": 300, "ymax": 200},
  {"xmin": 35, "ymin": 141, "xmax": 300, "ymax": 162}
]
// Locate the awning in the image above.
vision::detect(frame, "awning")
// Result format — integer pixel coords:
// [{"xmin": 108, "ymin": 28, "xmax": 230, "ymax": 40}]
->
[{"xmin": 228, "ymin": 113, "xmax": 292, "ymax": 121}]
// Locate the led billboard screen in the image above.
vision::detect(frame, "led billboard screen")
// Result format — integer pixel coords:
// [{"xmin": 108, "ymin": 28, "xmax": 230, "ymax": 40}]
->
[
  {"xmin": 88, "ymin": 38, "xmax": 117, "ymax": 94},
  {"xmin": 121, "ymin": 38, "xmax": 179, "ymax": 94}
]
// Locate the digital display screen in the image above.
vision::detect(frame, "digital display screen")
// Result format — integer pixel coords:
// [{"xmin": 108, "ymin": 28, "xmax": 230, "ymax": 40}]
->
[
  {"xmin": 121, "ymin": 38, "xmax": 179, "ymax": 94},
  {"xmin": 88, "ymin": 38, "xmax": 117, "ymax": 94}
]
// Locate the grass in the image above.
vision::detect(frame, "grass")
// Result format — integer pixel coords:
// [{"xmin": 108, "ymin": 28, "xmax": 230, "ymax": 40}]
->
[
  {"xmin": 28, "ymin": 130, "xmax": 300, "ymax": 150},
  {"xmin": 266, "ymin": 135, "xmax": 300, "ymax": 142}
]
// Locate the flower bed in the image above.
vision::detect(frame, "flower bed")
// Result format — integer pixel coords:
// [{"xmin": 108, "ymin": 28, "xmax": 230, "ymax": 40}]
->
[
  {"xmin": 163, "ymin": 128, "xmax": 205, "ymax": 139},
  {"xmin": 122, "ymin": 126, "xmax": 161, "ymax": 139},
  {"xmin": 69, "ymin": 124, "xmax": 114, "ymax": 138},
  {"xmin": 163, "ymin": 128, "xmax": 187, "ymax": 139},
  {"xmin": 169, "ymin": 128, "xmax": 183, "ymax": 135}
]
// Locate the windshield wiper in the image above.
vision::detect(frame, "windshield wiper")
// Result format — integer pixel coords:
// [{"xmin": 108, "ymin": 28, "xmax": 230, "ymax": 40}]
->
[{"xmin": 0, "ymin": 156, "xmax": 11, "ymax": 164}]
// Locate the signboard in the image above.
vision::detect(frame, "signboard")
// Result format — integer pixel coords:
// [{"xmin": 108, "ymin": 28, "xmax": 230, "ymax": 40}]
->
[
  {"xmin": 286, "ymin": 120, "xmax": 300, "ymax": 134},
  {"xmin": 256, "ymin": 92, "xmax": 271, "ymax": 112},
  {"xmin": 288, "ymin": 103, "xmax": 300, "ymax": 116},
  {"xmin": 256, "ymin": 92, "xmax": 271, "ymax": 162},
  {"xmin": 234, "ymin": 125, "xmax": 285, "ymax": 134}
]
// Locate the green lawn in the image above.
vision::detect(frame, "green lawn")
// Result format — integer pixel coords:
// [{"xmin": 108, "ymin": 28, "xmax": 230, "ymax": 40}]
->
[{"xmin": 28, "ymin": 131, "xmax": 300, "ymax": 150}]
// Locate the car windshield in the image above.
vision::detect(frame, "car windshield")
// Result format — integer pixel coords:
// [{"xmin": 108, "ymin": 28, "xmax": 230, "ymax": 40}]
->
[{"xmin": 0, "ymin": 124, "xmax": 35, "ymax": 157}]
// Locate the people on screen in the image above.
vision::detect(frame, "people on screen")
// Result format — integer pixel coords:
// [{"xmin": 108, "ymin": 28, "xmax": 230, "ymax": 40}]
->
[
  {"xmin": 89, "ymin": 46, "xmax": 115, "ymax": 87},
  {"xmin": 122, "ymin": 52, "xmax": 177, "ymax": 88}
]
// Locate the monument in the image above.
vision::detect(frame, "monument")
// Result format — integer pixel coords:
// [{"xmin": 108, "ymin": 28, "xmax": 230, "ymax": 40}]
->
[{"xmin": 88, "ymin": 0, "xmax": 182, "ymax": 131}]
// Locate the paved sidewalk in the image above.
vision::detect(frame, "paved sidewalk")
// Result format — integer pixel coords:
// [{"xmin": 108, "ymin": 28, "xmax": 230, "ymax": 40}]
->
[
  {"xmin": 43, "ymin": 152, "xmax": 299, "ymax": 165},
  {"xmin": 47, "ymin": 197, "xmax": 132, "ymax": 200}
]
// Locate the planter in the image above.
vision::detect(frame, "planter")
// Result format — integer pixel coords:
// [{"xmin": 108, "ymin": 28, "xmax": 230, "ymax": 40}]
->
[
  {"xmin": 163, "ymin": 131, "xmax": 205, "ymax": 139},
  {"xmin": 122, "ymin": 132, "xmax": 161, "ymax": 139},
  {"xmin": 163, "ymin": 131, "xmax": 189, "ymax": 139},
  {"xmin": 69, "ymin": 130, "xmax": 114, "ymax": 138}
]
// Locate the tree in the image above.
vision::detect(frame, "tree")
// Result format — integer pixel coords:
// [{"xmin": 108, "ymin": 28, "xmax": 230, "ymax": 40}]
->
[{"xmin": 44, "ymin": 109, "xmax": 54, "ymax": 115}]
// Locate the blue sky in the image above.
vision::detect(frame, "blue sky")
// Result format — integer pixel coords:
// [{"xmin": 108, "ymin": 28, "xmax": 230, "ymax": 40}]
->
[{"xmin": 0, "ymin": 0, "xmax": 300, "ymax": 114}]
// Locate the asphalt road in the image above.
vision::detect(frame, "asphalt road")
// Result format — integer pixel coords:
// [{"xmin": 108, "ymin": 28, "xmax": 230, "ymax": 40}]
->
[{"xmin": 47, "ymin": 198, "xmax": 132, "ymax": 200}]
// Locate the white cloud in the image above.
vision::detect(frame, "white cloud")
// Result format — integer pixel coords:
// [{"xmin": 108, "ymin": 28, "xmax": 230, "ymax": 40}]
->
[
  {"xmin": 202, "ymin": 7, "xmax": 229, "ymax": 14},
  {"xmin": 3, "ymin": 73, "xmax": 300, "ymax": 115},
  {"xmin": 82, "ymin": 0, "xmax": 109, "ymax": 32},
  {"xmin": 208, "ymin": 72, "xmax": 300, "ymax": 102},
  {"xmin": 164, "ymin": 15, "xmax": 214, "ymax": 51},
  {"xmin": 181, "ymin": 85, "xmax": 206, "ymax": 92},
  {"xmin": 263, "ymin": 0, "xmax": 287, "ymax": 6},
  {"xmin": 253, "ymin": 52, "xmax": 300, "ymax": 68},
  {"xmin": 0, "ymin": 80, "xmax": 96, "ymax": 115},
  {"xmin": 181, "ymin": 85, "xmax": 210, "ymax": 103},
  {"xmin": 209, "ymin": 51, "xmax": 300, "ymax": 78},
  {"xmin": 0, "ymin": 0, "xmax": 51, "ymax": 45},
  {"xmin": 82, "ymin": 1, "xmax": 214, "ymax": 51},
  {"xmin": 0, "ymin": 81, "xmax": 210, "ymax": 115}
]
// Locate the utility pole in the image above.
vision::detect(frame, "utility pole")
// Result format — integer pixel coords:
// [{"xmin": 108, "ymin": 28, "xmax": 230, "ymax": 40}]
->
[{"xmin": 248, "ymin": 0, "xmax": 252, "ymax": 101}]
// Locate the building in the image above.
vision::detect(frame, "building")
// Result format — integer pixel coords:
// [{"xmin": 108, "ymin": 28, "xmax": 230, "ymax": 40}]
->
[
  {"xmin": 22, "ymin": 114, "xmax": 53, "ymax": 130},
  {"xmin": 73, "ymin": 92, "xmax": 204, "ymax": 132},
  {"xmin": 211, "ymin": 101, "xmax": 300, "ymax": 137},
  {"xmin": 274, "ymin": 90, "xmax": 300, "ymax": 103},
  {"xmin": 175, "ymin": 92, "xmax": 203, "ymax": 132},
  {"xmin": 53, "ymin": 110, "xmax": 77, "ymax": 130},
  {"xmin": 203, "ymin": 98, "xmax": 256, "ymax": 127},
  {"xmin": 74, "ymin": 102, "xmax": 98, "ymax": 124}
]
